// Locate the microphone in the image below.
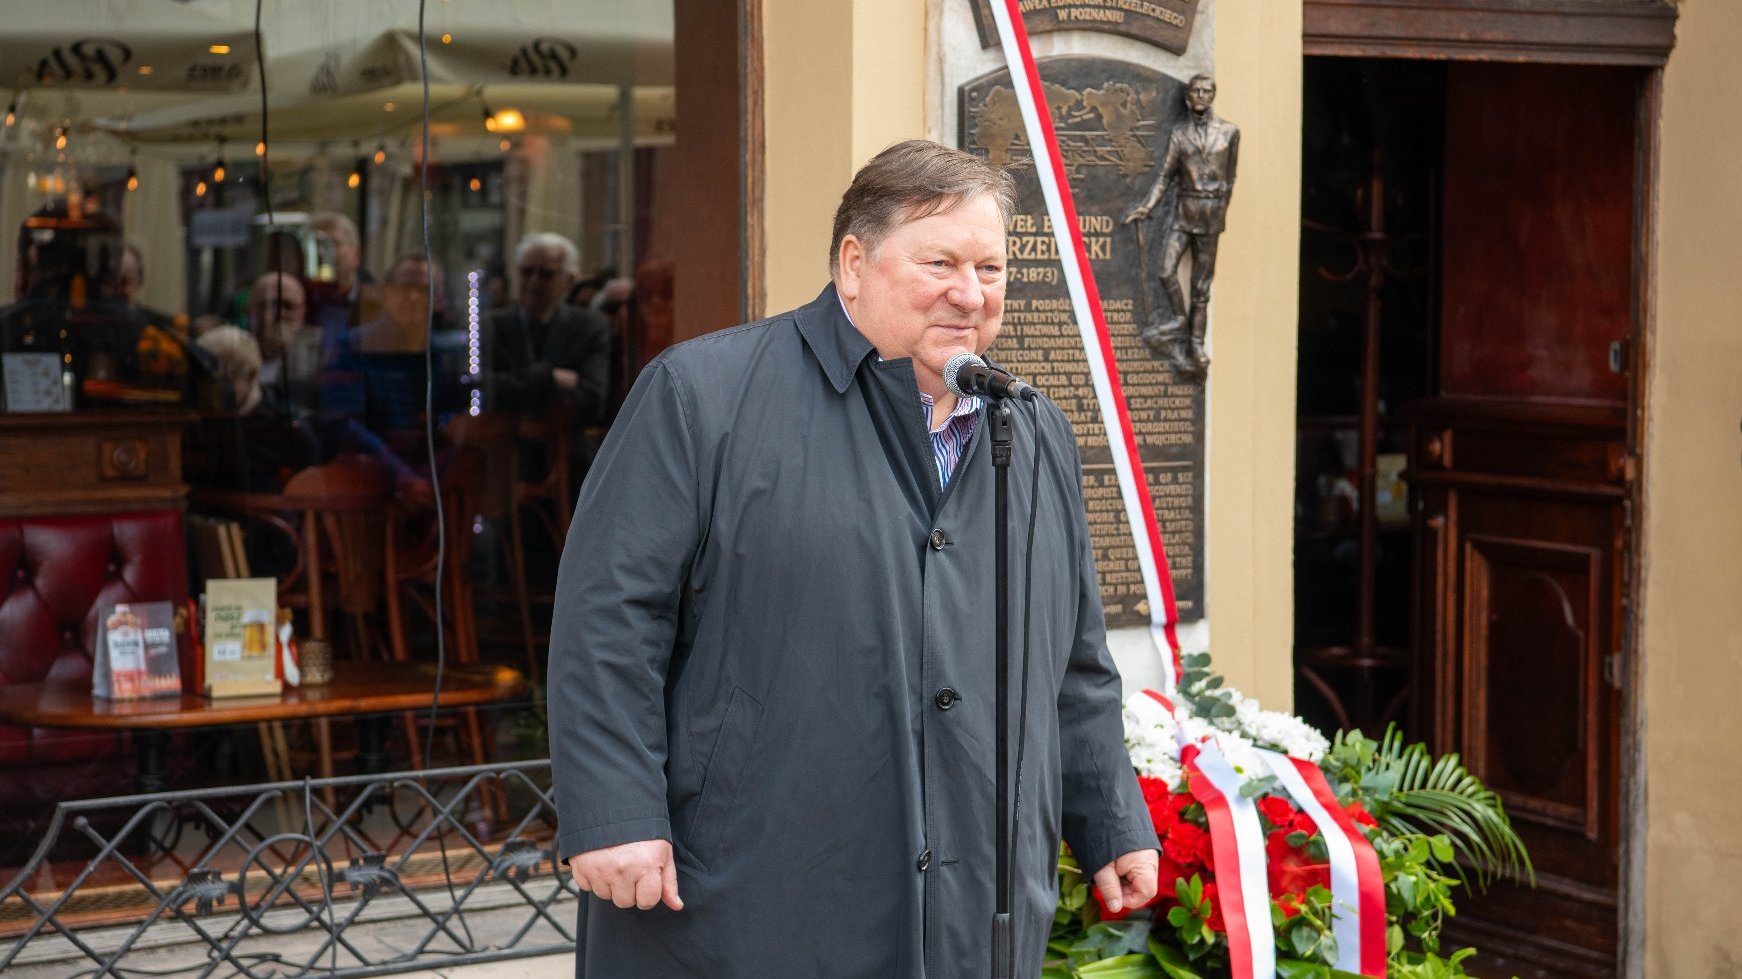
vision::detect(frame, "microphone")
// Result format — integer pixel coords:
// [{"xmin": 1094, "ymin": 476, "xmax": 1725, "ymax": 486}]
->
[{"xmin": 943, "ymin": 353, "xmax": 1038, "ymax": 402}]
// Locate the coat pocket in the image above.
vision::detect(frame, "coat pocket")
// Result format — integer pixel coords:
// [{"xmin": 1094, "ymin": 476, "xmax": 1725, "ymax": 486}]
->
[{"xmin": 685, "ymin": 685, "xmax": 764, "ymax": 865}]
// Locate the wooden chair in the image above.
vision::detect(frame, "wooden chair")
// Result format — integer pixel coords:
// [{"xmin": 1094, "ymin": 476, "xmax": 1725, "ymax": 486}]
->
[
  {"xmin": 441, "ymin": 412, "xmax": 539, "ymax": 679},
  {"xmin": 390, "ymin": 424, "xmax": 512, "ymax": 817},
  {"xmin": 515, "ymin": 406, "xmax": 575, "ymax": 547},
  {"xmin": 192, "ymin": 455, "xmax": 420, "ymax": 797}
]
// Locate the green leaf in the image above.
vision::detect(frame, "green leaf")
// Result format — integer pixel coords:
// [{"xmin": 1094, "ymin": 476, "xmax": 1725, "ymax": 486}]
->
[
  {"xmin": 1149, "ymin": 941, "xmax": 1207, "ymax": 979},
  {"xmin": 1352, "ymin": 725, "xmax": 1533, "ymax": 889},
  {"xmin": 1318, "ymin": 934, "xmax": 1338, "ymax": 966},
  {"xmin": 1290, "ymin": 921, "xmax": 1318, "ymax": 957},
  {"xmin": 1275, "ymin": 959, "xmax": 1330, "ymax": 979},
  {"xmin": 1076, "ymin": 953, "xmax": 1166, "ymax": 978},
  {"xmin": 1239, "ymin": 775, "xmax": 1279, "ymax": 799}
]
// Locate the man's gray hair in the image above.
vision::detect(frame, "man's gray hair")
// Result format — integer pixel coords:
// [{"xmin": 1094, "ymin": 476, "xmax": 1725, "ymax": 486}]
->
[
  {"xmin": 514, "ymin": 232, "xmax": 581, "ymax": 276},
  {"xmin": 308, "ymin": 211, "xmax": 360, "ymax": 250},
  {"xmin": 830, "ymin": 139, "xmax": 1017, "ymax": 277}
]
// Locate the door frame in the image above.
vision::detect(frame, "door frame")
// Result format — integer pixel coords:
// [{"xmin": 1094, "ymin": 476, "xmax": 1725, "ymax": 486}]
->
[{"xmin": 1300, "ymin": 3, "xmax": 1676, "ymax": 976}]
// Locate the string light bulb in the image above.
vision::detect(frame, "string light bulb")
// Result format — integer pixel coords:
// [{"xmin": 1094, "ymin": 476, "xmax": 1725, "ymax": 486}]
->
[
  {"xmin": 468, "ymin": 176, "xmax": 482, "ymax": 192},
  {"xmin": 126, "ymin": 169, "xmax": 139, "ymax": 191},
  {"xmin": 4, "ymin": 102, "xmax": 15, "ymax": 127},
  {"xmin": 254, "ymin": 139, "xmax": 266, "ymax": 156},
  {"xmin": 54, "ymin": 128, "xmax": 67, "ymax": 150},
  {"xmin": 498, "ymin": 136, "xmax": 511, "ymax": 153},
  {"xmin": 195, "ymin": 179, "xmax": 208, "ymax": 197},
  {"xmin": 373, "ymin": 143, "xmax": 387, "ymax": 165},
  {"xmin": 347, "ymin": 169, "xmax": 361, "ymax": 189}
]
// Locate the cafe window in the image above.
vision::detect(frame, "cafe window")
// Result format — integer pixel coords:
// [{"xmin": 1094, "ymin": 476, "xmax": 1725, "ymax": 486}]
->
[{"xmin": 0, "ymin": 0, "xmax": 748, "ymax": 921}]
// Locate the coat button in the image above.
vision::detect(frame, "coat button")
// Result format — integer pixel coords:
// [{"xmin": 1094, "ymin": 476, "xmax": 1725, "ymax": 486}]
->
[
  {"xmin": 935, "ymin": 688, "xmax": 958, "ymax": 710},
  {"xmin": 916, "ymin": 849, "xmax": 932, "ymax": 872},
  {"xmin": 929, "ymin": 529, "xmax": 946, "ymax": 551}
]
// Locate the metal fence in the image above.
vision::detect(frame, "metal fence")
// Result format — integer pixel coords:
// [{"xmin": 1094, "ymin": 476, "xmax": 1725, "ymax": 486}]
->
[{"xmin": 0, "ymin": 760, "xmax": 576, "ymax": 978}]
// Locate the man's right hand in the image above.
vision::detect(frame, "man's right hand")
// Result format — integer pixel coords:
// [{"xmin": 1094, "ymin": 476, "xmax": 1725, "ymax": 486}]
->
[
  {"xmin": 1122, "ymin": 204, "xmax": 1152, "ymax": 224},
  {"xmin": 569, "ymin": 839, "xmax": 684, "ymax": 911}
]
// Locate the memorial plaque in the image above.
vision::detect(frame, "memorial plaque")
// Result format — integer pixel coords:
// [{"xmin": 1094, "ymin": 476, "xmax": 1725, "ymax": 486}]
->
[
  {"xmin": 970, "ymin": 0, "xmax": 1201, "ymax": 55},
  {"xmin": 962, "ymin": 57, "xmax": 1205, "ymax": 626}
]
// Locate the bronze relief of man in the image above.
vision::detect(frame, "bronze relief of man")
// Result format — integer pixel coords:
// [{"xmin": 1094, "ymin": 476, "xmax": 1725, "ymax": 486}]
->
[{"xmin": 1123, "ymin": 74, "xmax": 1239, "ymax": 374}]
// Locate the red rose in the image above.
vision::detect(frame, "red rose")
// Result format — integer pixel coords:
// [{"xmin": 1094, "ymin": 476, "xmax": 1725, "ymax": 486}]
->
[
  {"xmin": 1155, "ymin": 857, "xmax": 1183, "ymax": 899},
  {"xmin": 1142, "ymin": 779, "xmax": 1185, "ymax": 834},
  {"xmin": 1344, "ymin": 799, "xmax": 1378, "ymax": 828},
  {"xmin": 1164, "ymin": 821, "xmax": 1209, "ymax": 867},
  {"xmin": 1138, "ymin": 775, "xmax": 1170, "ymax": 806},
  {"xmin": 1256, "ymin": 795, "xmax": 1296, "ymax": 829}
]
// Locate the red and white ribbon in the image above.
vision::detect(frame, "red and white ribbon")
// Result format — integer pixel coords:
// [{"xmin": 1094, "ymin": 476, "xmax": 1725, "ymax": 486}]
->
[
  {"xmin": 985, "ymin": 4, "xmax": 1388, "ymax": 975},
  {"xmin": 985, "ymin": 0, "xmax": 1182, "ymax": 693},
  {"xmin": 1183, "ymin": 741, "xmax": 1276, "ymax": 979},
  {"xmin": 1259, "ymin": 750, "xmax": 1388, "ymax": 976}
]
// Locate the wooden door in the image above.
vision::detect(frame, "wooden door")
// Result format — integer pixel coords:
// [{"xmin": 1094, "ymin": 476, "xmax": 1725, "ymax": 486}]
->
[{"xmin": 1406, "ymin": 62, "xmax": 1639, "ymax": 978}]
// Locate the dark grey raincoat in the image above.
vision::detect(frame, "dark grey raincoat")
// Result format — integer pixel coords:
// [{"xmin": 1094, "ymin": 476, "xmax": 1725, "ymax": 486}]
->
[{"xmin": 549, "ymin": 285, "xmax": 1156, "ymax": 978}]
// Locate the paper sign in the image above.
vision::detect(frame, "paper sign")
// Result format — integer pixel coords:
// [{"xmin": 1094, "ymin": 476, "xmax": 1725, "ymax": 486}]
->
[
  {"xmin": 203, "ymin": 578, "xmax": 282, "ymax": 698},
  {"xmin": 94, "ymin": 601, "xmax": 181, "ymax": 700}
]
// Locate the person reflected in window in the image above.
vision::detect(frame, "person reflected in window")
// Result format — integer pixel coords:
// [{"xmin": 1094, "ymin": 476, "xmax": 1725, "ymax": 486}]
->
[
  {"xmin": 304, "ymin": 212, "xmax": 379, "ymax": 337},
  {"xmin": 187, "ymin": 325, "xmax": 319, "ymax": 493},
  {"xmin": 480, "ymin": 233, "xmax": 610, "ymax": 425},
  {"xmin": 249, "ymin": 271, "xmax": 320, "ymax": 413},
  {"xmin": 320, "ymin": 253, "xmax": 464, "ymax": 482},
  {"xmin": 188, "ymin": 325, "xmax": 319, "ymax": 578}
]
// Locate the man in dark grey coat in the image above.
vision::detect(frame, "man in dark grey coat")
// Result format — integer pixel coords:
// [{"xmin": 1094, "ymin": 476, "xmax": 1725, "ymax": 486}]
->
[{"xmin": 549, "ymin": 140, "xmax": 1160, "ymax": 977}]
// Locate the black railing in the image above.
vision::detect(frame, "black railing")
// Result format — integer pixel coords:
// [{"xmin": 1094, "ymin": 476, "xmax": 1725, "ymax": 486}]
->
[{"xmin": 0, "ymin": 760, "xmax": 575, "ymax": 978}]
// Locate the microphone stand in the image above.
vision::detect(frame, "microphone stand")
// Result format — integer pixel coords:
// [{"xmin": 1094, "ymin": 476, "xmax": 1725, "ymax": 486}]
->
[{"xmin": 989, "ymin": 395, "xmax": 1015, "ymax": 979}]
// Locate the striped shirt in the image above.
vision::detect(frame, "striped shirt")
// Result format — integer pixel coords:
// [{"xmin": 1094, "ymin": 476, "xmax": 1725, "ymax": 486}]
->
[
  {"xmin": 921, "ymin": 391, "xmax": 982, "ymax": 490},
  {"xmin": 839, "ymin": 293, "xmax": 981, "ymax": 489}
]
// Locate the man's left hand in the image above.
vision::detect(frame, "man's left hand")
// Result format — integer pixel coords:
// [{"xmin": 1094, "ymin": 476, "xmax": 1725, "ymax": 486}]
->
[{"xmin": 1092, "ymin": 849, "xmax": 1160, "ymax": 914}]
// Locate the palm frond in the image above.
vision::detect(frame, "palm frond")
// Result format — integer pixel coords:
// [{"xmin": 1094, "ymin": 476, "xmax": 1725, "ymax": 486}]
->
[{"xmin": 1344, "ymin": 725, "xmax": 1534, "ymax": 889}]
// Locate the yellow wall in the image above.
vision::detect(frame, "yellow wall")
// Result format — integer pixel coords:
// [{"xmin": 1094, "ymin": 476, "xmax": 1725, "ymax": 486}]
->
[
  {"xmin": 1204, "ymin": 0, "xmax": 1302, "ymax": 709},
  {"xmin": 759, "ymin": 0, "xmax": 1300, "ymax": 706},
  {"xmin": 763, "ymin": 0, "xmax": 929, "ymax": 311},
  {"xmin": 1644, "ymin": 1, "xmax": 1742, "ymax": 974}
]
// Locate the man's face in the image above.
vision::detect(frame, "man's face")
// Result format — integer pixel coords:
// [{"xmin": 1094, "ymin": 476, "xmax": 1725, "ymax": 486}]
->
[
  {"xmin": 317, "ymin": 231, "xmax": 361, "ymax": 286},
  {"xmin": 1187, "ymin": 79, "xmax": 1216, "ymax": 115},
  {"xmin": 837, "ymin": 193, "xmax": 1008, "ymax": 394},
  {"xmin": 250, "ymin": 274, "xmax": 307, "ymax": 359},
  {"xmin": 517, "ymin": 245, "xmax": 574, "ymax": 320}
]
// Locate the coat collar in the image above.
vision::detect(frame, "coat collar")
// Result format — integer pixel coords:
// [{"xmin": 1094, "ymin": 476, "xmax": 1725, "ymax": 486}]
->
[{"xmin": 796, "ymin": 283, "xmax": 877, "ymax": 394}]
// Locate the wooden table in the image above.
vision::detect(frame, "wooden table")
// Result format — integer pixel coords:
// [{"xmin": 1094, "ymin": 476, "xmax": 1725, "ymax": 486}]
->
[{"xmin": 0, "ymin": 662, "xmax": 526, "ymax": 792}]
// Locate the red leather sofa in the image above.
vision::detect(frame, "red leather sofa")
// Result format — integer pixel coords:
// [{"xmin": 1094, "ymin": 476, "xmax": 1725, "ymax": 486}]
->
[{"xmin": 0, "ymin": 510, "xmax": 189, "ymax": 806}]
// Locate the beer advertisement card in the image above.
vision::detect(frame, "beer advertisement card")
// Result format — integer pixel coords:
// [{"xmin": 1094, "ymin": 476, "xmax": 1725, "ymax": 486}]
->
[{"xmin": 203, "ymin": 578, "xmax": 282, "ymax": 698}]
